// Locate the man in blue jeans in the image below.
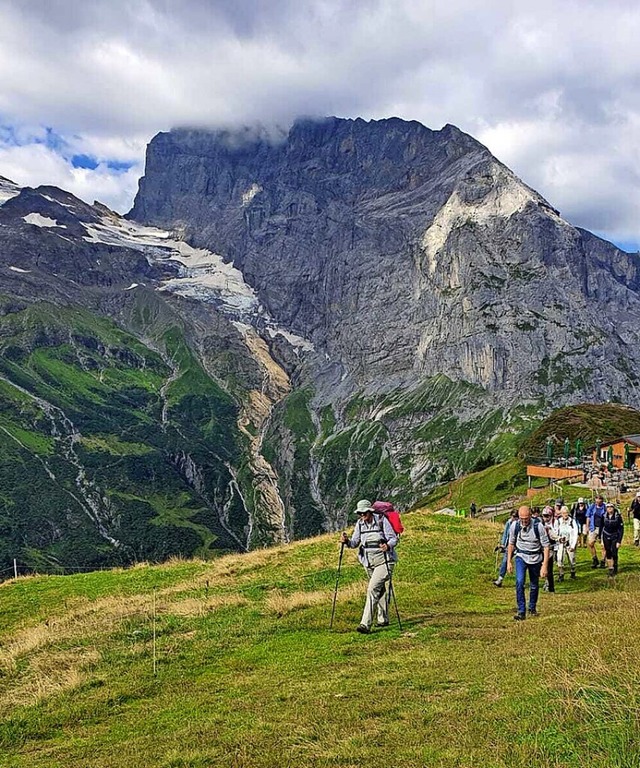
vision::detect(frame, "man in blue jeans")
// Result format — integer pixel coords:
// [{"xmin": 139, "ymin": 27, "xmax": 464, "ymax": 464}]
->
[{"xmin": 507, "ymin": 505, "xmax": 550, "ymax": 621}]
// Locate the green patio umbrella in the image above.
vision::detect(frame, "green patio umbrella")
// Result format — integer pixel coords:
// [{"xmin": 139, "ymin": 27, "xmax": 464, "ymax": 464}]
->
[
  {"xmin": 624, "ymin": 443, "xmax": 630, "ymax": 469},
  {"xmin": 607, "ymin": 444, "xmax": 614, "ymax": 470},
  {"xmin": 575, "ymin": 438, "xmax": 583, "ymax": 461}
]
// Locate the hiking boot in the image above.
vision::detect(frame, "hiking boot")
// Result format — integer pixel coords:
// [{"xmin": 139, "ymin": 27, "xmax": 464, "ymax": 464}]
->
[
  {"xmin": 591, "ymin": 556, "xmax": 599, "ymax": 568},
  {"xmin": 356, "ymin": 624, "xmax": 370, "ymax": 634},
  {"xmin": 608, "ymin": 568, "xmax": 615, "ymax": 579},
  {"xmin": 493, "ymin": 579, "xmax": 503, "ymax": 587},
  {"xmin": 513, "ymin": 613, "xmax": 525, "ymax": 621},
  {"xmin": 635, "ymin": 541, "xmax": 639, "ymax": 547},
  {"xmin": 570, "ymin": 571, "xmax": 576, "ymax": 579},
  {"xmin": 558, "ymin": 573, "xmax": 564, "ymax": 583},
  {"xmin": 600, "ymin": 559, "xmax": 606, "ymax": 568},
  {"xmin": 376, "ymin": 621, "xmax": 389, "ymax": 628}
]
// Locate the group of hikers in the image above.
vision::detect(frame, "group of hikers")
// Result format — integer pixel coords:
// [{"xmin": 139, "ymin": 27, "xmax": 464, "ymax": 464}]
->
[
  {"xmin": 493, "ymin": 493, "xmax": 635, "ymax": 620},
  {"xmin": 337, "ymin": 491, "xmax": 639, "ymax": 631}
]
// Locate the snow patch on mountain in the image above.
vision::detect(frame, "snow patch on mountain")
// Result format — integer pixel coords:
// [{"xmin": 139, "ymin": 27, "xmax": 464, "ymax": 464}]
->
[
  {"xmin": 23, "ymin": 213, "xmax": 65, "ymax": 228},
  {"xmin": 81, "ymin": 214, "xmax": 314, "ymax": 352}
]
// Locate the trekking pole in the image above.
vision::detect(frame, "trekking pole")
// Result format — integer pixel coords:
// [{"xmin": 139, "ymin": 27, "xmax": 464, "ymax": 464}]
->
[
  {"xmin": 329, "ymin": 540, "xmax": 345, "ymax": 630},
  {"xmin": 384, "ymin": 551, "xmax": 403, "ymax": 632},
  {"xmin": 494, "ymin": 546, "xmax": 501, "ymax": 580}
]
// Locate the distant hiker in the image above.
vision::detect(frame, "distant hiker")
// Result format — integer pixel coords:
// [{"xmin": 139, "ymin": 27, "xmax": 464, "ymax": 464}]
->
[
  {"xmin": 493, "ymin": 509, "xmax": 518, "ymax": 587},
  {"xmin": 572, "ymin": 497, "xmax": 588, "ymax": 547},
  {"xmin": 553, "ymin": 505, "xmax": 578, "ymax": 581},
  {"xmin": 540, "ymin": 507, "xmax": 556, "ymax": 593},
  {"xmin": 340, "ymin": 499, "xmax": 398, "ymax": 634},
  {"xmin": 586, "ymin": 495, "xmax": 607, "ymax": 568},
  {"xmin": 507, "ymin": 505, "xmax": 550, "ymax": 621},
  {"xmin": 598, "ymin": 502, "xmax": 624, "ymax": 577},
  {"xmin": 470, "ymin": 501, "xmax": 477, "ymax": 518},
  {"xmin": 628, "ymin": 492, "xmax": 640, "ymax": 547}
]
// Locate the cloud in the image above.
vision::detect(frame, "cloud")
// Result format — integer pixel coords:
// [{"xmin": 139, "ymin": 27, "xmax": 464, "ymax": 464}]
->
[
  {"xmin": 0, "ymin": 141, "xmax": 142, "ymax": 212},
  {"xmin": 0, "ymin": 0, "xmax": 638, "ymax": 246}
]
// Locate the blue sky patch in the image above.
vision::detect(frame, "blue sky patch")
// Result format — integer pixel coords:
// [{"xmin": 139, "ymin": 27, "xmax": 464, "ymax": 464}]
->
[{"xmin": 71, "ymin": 153, "xmax": 99, "ymax": 169}]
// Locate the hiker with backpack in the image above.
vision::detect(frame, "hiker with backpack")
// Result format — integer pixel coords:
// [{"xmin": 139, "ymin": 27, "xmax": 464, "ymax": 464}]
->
[
  {"xmin": 540, "ymin": 506, "xmax": 556, "ymax": 593},
  {"xmin": 598, "ymin": 502, "xmax": 624, "ymax": 577},
  {"xmin": 586, "ymin": 495, "xmax": 607, "ymax": 568},
  {"xmin": 493, "ymin": 509, "xmax": 518, "ymax": 587},
  {"xmin": 507, "ymin": 505, "xmax": 550, "ymax": 621},
  {"xmin": 553, "ymin": 505, "xmax": 578, "ymax": 581},
  {"xmin": 340, "ymin": 499, "xmax": 399, "ymax": 634},
  {"xmin": 572, "ymin": 497, "xmax": 589, "ymax": 547}
]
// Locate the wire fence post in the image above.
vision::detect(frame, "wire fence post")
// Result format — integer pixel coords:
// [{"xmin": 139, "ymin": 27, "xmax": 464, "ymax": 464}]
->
[
  {"xmin": 152, "ymin": 586, "xmax": 157, "ymax": 677},
  {"xmin": 13, "ymin": 559, "xmax": 18, "ymax": 580}
]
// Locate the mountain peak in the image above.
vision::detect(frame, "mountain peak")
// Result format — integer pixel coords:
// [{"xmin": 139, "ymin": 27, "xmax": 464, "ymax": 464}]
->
[{"xmin": 0, "ymin": 175, "xmax": 21, "ymax": 206}]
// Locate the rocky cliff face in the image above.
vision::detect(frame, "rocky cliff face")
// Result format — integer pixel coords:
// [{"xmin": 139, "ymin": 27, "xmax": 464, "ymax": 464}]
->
[
  {"xmin": 130, "ymin": 117, "xmax": 640, "ymax": 404},
  {"xmin": 129, "ymin": 116, "xmax": 640, "ymax": 517}
]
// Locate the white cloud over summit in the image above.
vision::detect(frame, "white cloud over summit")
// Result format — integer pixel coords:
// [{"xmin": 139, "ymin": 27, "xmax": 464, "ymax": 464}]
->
[{"xmin": 0, "ymin": 0, "xmax": 639, "ymax": 248}]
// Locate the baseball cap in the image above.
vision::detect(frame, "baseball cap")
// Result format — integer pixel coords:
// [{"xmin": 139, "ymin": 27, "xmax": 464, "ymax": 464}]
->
[
  {"xmin": 555, "ymin": 498, "xmax": 563, "ymax": 506},
  {"xmin": 578, "ymin": 497, "xmax": 585, "ymax": 504}
]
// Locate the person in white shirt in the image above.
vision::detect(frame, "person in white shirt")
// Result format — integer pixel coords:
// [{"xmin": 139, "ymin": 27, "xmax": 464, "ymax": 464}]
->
[{"xmin": 553, "ymin": 505, "xmax": 579, "ymax": 581}]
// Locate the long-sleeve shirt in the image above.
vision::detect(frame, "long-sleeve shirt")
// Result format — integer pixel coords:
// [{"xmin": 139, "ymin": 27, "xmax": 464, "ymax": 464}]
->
[
  {"xmin": 553, "ymin": 517, "xmax": 579, "ymax": 549},
  {"xmin": 501, "ymin": 518, "xmax": 514, "ymax": 547},
  {"xmin": 598, "ymin": 511, "xmax": 624, "ymax": 544},
  {"xmin": 347, "ymin": 515, "xmax": 398, "ymax": 566}
]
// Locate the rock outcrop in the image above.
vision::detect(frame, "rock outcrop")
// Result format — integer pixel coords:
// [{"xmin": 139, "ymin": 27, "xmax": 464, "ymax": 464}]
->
[{"xmin": 130, "ymin": 117, "xmax": 640, "ymax": 407}]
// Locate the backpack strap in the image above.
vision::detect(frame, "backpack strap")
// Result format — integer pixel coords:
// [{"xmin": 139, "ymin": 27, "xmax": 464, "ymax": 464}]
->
[
  {"xmin": 532, "ymin": 519, "xmax": 541, "ymax": 542},
  {"xmin": 514, "ymin": 519, "xmax": 542, "ymax": 552}
]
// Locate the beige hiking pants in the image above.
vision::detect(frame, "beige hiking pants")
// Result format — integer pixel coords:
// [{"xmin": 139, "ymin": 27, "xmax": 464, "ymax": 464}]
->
[{"xmin": 360, "ymin": 554, "xmax": 394, "ymax": 629}]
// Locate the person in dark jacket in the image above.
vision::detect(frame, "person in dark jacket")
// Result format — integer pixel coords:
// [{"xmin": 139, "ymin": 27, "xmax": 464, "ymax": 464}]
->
[
  {"xmin": 598, "ymin": 502, "xmax": 624, "ymax": 577},
  {"xmin": 572, "ymin": 497, "xmax": 588, "ymax": 547},
  {"xmin": 541, "ymin": 506, "xmax": 556, "ymax": 592},
  {"xmin": 628, "ymin": 491, "xmax": 640, "ymax": 546}
]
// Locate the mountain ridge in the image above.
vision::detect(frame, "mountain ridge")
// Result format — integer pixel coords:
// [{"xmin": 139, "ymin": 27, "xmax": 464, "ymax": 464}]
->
[{"xmin": 2, "ymin": 115, "xmax": 640, "ymax": 567}]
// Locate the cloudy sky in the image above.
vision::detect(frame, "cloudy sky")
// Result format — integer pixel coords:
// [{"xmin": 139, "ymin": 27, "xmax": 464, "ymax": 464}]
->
[{"xmin": 1, "ymin": 0, "xmax": 639, "ymax": 249}]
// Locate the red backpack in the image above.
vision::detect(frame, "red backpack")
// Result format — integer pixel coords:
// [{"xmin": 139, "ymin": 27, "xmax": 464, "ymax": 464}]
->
[{"xmin": 373, "ymin": 501, "xmax": 405, "ymax": 535}]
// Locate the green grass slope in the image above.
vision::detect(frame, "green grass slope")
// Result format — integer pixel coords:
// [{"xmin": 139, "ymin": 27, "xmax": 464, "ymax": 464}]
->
[
  {"xmin": 423, "ymin": 458, "xmax": 528, "ymax": 511},
  {"xmin": 0, "ymin": 301, "xmax": 248, "ymax": 571},
  {"xmin": 1, "ymin": 512, "xmax": 639, "ymax": 768},
  {"xmin": 520, "ymin": 403, "xmax": 640, "ymax": 458}
]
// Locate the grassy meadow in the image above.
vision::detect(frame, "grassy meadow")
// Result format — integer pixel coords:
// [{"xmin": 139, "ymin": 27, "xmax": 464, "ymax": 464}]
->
[{"xmin": 1, "ymin": 511, "xmax": 639, "ymax": 768}]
